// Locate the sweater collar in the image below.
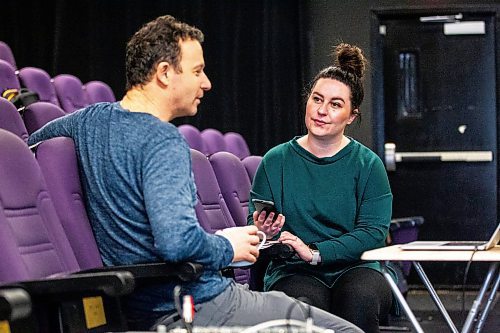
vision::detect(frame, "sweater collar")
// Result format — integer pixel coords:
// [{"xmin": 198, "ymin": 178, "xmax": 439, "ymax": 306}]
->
[{"xmin": 289, "ymin": 136, "xmax": 355, "ymax": 164}]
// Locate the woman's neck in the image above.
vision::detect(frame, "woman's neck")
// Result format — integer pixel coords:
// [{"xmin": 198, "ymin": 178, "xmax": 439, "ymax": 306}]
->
[{"xmin": 298, "ymin": 134, "xmax": 350, "ymax": 158}]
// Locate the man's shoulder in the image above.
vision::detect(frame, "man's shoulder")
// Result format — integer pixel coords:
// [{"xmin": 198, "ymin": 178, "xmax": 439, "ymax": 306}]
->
[{"xmin": 93, "ymin": 103, "xmax": 182, "ymax": 140}]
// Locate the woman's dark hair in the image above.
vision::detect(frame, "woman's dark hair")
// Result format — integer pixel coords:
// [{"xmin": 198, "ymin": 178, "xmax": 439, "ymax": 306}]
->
[
  {"xmin": 125, "ymin": 15, "xmax": 204, "ymax": 90},
  {"xmin": 307, "ymin": 43, "xmax": 368, "ymax": 121}
]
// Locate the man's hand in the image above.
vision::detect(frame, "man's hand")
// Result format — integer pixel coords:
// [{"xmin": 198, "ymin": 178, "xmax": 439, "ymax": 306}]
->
[
  {"xmin": 217, "ymin": 225, "xmax": 261, "ymax": 264},
  {"xmin": 253, "ymin": 210, "xmax": 285, "ymax": 238}
]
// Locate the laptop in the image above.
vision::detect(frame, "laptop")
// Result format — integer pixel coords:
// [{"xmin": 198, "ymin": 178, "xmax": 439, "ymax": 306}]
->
[{"xmin": 400, "ymin": 223, "xmax": 500, "ymax": 251}]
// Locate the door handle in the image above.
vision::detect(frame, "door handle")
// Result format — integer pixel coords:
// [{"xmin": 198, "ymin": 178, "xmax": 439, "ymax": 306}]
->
[{"xmin": 384, "ymin": 143, "xmax": 493, "ymax": 171}]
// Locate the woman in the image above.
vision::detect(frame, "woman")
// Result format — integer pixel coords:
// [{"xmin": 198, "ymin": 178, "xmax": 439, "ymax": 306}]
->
[{"xmin": 249, "ymin": 43, "xmax": 393, "ymax": 333}]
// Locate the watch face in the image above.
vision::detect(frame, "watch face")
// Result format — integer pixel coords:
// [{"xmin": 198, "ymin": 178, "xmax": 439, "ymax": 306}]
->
[{"xmin": 310, "ymin": 250, "xmax": 320, "ymax": 265}]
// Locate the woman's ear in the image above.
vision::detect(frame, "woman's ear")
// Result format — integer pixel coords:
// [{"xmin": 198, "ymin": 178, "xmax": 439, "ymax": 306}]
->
[{"xmin": 348, "ymin": 109, "xmax": 359, "ymax": 124}]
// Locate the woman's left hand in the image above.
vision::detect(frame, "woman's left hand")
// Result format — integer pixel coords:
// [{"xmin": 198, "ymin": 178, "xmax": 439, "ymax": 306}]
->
[{"xmin": 278, "ymin": 231, "xmax": 313, "ymax": 263}]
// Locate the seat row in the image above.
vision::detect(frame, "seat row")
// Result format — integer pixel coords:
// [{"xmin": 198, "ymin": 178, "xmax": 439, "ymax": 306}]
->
[
  {"xmin": 0, "ymin": 97, "xmax": 65, "ymax": 141},
  {"xmin": 179, "ymin": 124, "xmax": 252, "ymax": 160},
  {"xmin": 0, "ymin": 41, "xmax": 115, "ymax": 114},
  {"xmin": 1, "ymin": 41, "xmax": 253, "ymax": 162}
]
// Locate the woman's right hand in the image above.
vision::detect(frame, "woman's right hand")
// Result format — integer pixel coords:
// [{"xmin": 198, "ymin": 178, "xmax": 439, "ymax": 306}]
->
[{"xmin": 253, "ymin": 210, "xmax": 285, "ymax": 238}]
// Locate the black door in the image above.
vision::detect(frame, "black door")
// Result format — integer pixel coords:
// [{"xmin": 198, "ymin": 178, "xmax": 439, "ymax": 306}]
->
[{"xmin": 371, "ymin": 7, "xmax": 499, "ymax": 285}]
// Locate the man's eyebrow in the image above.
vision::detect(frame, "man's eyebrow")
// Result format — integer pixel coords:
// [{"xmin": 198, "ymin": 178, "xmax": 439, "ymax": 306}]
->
[{"xmin": 193, "ymin": 63, "xmax": 205, "ymax": 70}]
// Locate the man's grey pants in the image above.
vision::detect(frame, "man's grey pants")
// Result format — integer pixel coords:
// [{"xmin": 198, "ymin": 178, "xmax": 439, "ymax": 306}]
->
[{"xmin": 161, "ymin": 281, "xmax": 363, "ymax": 333}]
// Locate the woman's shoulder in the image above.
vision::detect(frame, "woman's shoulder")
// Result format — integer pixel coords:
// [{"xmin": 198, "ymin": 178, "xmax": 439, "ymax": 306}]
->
[
  {"xmin": 262, "ymin": 139, "xmax": 294, "ymax": 161},
  {"xmin": 350, "ymin": 139, "xmax": 383, "ymax": 162}
]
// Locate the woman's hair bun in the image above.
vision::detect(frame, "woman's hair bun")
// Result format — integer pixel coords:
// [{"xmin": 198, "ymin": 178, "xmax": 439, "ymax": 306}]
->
[{"xmin": 333, "ymin": 43, "xmax": 367, "ymax": 79}]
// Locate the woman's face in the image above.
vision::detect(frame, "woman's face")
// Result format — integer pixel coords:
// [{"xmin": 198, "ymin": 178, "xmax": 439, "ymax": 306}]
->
[{"xmin": 304, "ymin": 78, "xmax": 357, "ymax": 141}]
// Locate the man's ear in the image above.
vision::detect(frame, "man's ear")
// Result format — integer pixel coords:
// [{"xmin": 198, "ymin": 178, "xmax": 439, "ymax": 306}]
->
[{"xmin": 156, "ymin": 61, "xmax": 171, "ymax": 86}]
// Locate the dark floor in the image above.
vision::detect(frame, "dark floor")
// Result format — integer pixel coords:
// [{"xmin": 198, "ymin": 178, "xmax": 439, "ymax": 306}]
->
[{"xmin": 384, "ymin": 287, "xmax": 500, "ymax": 333}]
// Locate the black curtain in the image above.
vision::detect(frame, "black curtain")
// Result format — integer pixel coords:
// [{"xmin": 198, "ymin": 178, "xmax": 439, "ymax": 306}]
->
[{"xmin": 0, "ymin": 0, "xmax": 310, "ymax": 156}]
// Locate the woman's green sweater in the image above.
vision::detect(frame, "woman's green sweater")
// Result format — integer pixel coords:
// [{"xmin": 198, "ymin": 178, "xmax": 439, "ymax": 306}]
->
[{"xmin": 249, "ymin": 137, "xmax": 393, "ymax": 290}]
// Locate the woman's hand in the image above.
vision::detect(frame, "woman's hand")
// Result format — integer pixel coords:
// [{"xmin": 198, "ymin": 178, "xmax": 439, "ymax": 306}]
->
[
  {"xmin": 279, "ymin": 231, "xmax": 313, "ymax": 263},
  {"xmin": 252, "ymin": 210, "xmax": 285, "ymax": 238}
]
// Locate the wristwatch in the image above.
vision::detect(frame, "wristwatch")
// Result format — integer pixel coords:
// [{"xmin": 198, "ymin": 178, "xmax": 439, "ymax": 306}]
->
[{"xmin": 308, "ymin": 244, "xmax": 321, "ymax": 266}]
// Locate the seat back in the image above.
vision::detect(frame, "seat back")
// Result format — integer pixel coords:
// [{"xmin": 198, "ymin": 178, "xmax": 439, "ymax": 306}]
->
[
  {"xmin": 0, "ymin": 41, "xmax": 16, "ymax": 69},
  {"xmin": 23, "ymin": 102, "xmax": 66, "ymax": 135},
  {"xmin": 242, "ymin": 155, "xmax": 263, "ymax": 183},
  {"xmin": 0, "ymin": 129, "xmax": 80, "ymax": 283},
  {"xmin": 18, "ymin": 67, "xmax": 60, "ymax": 106},
  {"xmin": 179, "ymin": 124, "xmax": 204, "ymax": 152},
  {"xmin": 52, "ymin": 74, "xmax": 88, "ymax": 113},
  {"xmin": 201, "ymin": 128, "xmax": 225, "ymax": 155},
  {"xmin": 0, "ymin": 60, "xmax": 20, "ymax": 94},
  {"xmin": 224, "ymin": 132, "xmax": 251, "ymax": 159},
  {"xmin": 35, "ymin": 137, "xmax": 103, "ymax": 270},
  {"xmin": 0, "ymin": 97, "xmax": 29, "ymax": 142},
  {"xmin": 191, "ymin": 149, "xmax": 237, "ymax": 232},
  {"xmin": 209, "ymin": 152, "xmax": 252, "ymax": 227},
  {"xmin": 190, "ymin": 149, "xmax": 250, "ymax": 284},
  {"xmin": 84, "ymin": 80, "xmax": 116, "ymax": 104}
]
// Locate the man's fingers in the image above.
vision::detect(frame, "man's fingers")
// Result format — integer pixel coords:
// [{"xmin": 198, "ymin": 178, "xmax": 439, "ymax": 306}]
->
[{"xmin": 249, "ymin": 234, "xmax": 260, "ymax": 245}]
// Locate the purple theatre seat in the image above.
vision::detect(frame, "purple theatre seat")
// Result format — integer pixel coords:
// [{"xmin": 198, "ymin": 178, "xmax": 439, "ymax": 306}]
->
[
  {"xmin": 190, "ymin": 149, "xmax": 250, "ymax": 285},
  {"xmin": 18, "ymin": 67, "xmax": 60, "ymax": 106},
  {"xmin": 201, "ymin": 128, "xmax": 226, "ymax": 155},
  {"xmin": 210, "ymin": 151, "xmax": 294, "ymax": 291},
  {"xmin": 389, "ymin": 216, "xmax": 425, "ymax": 275},
  {"xmin": 242, "ymin": 155, "xmax": 263, "ymax": 183},
  {"xmin": 35, "ymin": 137, "xmax": 103, "ymax": 270},
  {"xmin": 23, "ymin": 102, "xmax": 66, "ymax": 135},
  {"xmin": 224, "ymin": 132, "xmax": 251, "ymax": 159},
  {"xmin": 0, "ymin": 41, "xmax": 16, "ymax": 69},
  {"xmin": 52, "ymin": 74, "xmax": 89, "ymax": 113},
  {"xmin": 209, "ymin": 151, "xmax": 252, "ymax": 227},
  {"xmin": 179, "ymin": 124, "xmax": 205, "ymax": 152},
  {"xmin": 0, "ymin": 129, "xmax": 135, "ymax": 332},
  {"xmin": 0, "ymin": 60, "xmax": 21, "ymax": 95},
  {"xmin": 0, "ymin": 97, "xmax": 28, "ymax": 142},
  {"xmin": 84, "ymin": 80, "xmax": 116, "ymax": 104},
  {"xmin": 0, "ymin": 131, "xmax": 81, "ymax": 282}
]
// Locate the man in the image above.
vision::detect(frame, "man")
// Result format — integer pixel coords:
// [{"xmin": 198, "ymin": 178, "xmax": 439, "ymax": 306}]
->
[{"xmin": 28, "ymin": 15, "xmax": 361, "ymax": 332}]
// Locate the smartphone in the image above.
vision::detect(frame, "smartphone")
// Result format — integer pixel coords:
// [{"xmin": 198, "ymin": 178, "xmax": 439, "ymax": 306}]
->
[{"xmin": 252, "ymin": 199, "xmax": 278, "ymax": 221}]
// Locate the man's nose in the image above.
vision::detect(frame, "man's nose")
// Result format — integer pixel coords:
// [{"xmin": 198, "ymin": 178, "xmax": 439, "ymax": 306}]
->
[{"xmin": 202, "ymin": 73, "xmax": 212, "ymax": 91}]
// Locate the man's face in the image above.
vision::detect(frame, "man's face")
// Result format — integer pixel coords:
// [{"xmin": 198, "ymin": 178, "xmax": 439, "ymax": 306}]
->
[{"xmin": 168, "ymin": 39, "xmax": 212, "ymax": 118}]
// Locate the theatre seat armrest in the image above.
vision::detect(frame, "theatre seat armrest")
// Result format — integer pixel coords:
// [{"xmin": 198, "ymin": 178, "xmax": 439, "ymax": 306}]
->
[
  {"xmin": 80, "ymin": 262, "xmax": 204, "ymax": 283},
  {"xmin": 6, "ymin": 271, "xmax": 135, "ymax": 298},
  {"xmin": 0, "ymin": 287, "xmax": 32, "ymax": 321},
  {"xmin": 390, "ymin": 216, "xmax": 425, "ymax": 232}
]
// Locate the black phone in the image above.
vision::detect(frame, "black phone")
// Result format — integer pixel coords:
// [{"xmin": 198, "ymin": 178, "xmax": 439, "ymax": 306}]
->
[{"xmin": 252, "ymin": 199, "xmax": 278, "ymax": 221}]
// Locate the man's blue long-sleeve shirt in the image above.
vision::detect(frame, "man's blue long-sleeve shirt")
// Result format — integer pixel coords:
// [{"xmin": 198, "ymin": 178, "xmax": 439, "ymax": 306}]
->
[{"xmin": 28, "ymin": 102, "xmax": 233, "ymax": 315}]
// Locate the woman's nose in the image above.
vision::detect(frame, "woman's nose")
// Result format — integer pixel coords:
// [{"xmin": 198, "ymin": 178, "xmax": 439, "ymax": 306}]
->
[{"xmin": 316, "ymin": 103, "xmax": 327, "ymax": 115}]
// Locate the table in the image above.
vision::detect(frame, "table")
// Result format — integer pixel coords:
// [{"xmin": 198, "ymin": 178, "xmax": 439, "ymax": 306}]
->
[{"xmin": 361, "ymin": 245, "xmax": 500, "ymax": 333}]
